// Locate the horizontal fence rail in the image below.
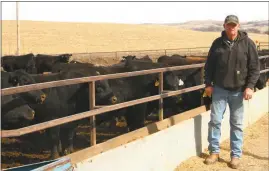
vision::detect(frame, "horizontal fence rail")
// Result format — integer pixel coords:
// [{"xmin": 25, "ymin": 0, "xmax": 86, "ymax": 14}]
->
[
  {"xmin": 72, "ymin": 47, "xmax": 210, "ymax": 55},
  {"xmin": 1, "ymin": 63, "xmax": 205, "ymax": 96},
  {"xmin": 1, "ymin": 85, "xmax": 205, "ymax": 138},
  {"xmin": 260, "ymin": 68, "xmax": 269, "ymax": 74},
  {"xmin": 258, "ymin": 55, "xmax": 269, "ymax": 59},
  {"xmin": 1, "ymin": 55, "xmax": 269, "ymax": 140},
  {"xmin": 257, "ymin": 42, "xmax": 269, "ymax": 51}
]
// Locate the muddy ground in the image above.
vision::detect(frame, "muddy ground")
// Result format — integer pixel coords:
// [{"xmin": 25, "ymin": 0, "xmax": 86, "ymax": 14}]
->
[{"xmin": 1, "ymin": 123, "xmax": 126, "ymax": 169}]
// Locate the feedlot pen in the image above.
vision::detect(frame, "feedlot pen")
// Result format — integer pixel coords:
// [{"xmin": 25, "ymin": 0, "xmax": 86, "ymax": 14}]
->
[{"xmin": 1, "ymin": 56, "xmax": 269, "ymax": 171}]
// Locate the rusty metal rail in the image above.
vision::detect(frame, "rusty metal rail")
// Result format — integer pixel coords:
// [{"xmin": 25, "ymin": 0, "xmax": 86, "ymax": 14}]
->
[{"xmin": 1, "ymin": 55, "xmax": 269, "ymax": 146}]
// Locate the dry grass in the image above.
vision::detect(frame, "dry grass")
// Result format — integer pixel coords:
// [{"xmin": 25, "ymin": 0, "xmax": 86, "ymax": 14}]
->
[{"xmin": 2, "ymin": 20, "xmax": 268, "ymax": 56}]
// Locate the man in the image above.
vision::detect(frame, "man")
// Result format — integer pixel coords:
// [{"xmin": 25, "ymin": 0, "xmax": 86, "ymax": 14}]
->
[{"xmin": 203, "ymin": 15, "xmax": 260, "ymax": 169}]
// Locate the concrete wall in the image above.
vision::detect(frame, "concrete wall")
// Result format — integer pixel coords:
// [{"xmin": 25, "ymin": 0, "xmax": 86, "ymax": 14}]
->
[{"xmin": 73, "ymin": 87, "xmax": 268, "ymax": 171}]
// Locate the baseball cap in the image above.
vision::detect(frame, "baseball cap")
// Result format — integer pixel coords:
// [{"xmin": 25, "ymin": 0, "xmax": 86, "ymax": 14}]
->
[{"xmin": 224, "ymin": 15, "xmax": 239, "ymax": 24}]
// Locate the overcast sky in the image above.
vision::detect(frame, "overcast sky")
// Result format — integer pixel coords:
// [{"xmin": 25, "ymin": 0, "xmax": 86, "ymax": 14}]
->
[{"xmin": 2, "ymin": 1, "xmax": 268, "ymax": 24}]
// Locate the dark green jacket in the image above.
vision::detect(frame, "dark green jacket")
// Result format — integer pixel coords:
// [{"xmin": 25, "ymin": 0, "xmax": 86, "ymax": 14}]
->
[{"xmin": 204, "ymin": 30, "xmax": 260, "ymax": 90}]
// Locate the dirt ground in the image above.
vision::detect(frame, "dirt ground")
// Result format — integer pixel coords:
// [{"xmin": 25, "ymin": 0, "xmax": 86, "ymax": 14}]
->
[
  {"xmin": 1, "ymin": 123, "xmax": 126, "ymax": 169},
  {"xmin": 175, "ymin": 114, "xmax": 269, "ymax": 171},
  {"xmin": 1, "ymin": 118, "xmax": 156, "ymax": 169}
]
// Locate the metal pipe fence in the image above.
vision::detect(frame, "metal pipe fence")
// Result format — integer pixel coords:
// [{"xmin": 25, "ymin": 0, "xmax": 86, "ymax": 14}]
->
[{"xmin": 1, "ymin": 55, "xmax": 269, "ymax": 147}]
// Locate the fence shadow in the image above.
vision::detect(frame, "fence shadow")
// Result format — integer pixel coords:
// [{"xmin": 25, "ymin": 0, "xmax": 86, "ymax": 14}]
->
[{"xmin": 220, "ymin": 146, "xmax": 269, "ymax": 161}]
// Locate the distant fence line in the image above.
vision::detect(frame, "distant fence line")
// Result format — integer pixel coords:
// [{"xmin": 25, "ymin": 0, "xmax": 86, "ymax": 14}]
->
[
  {"xmin": 257, "ymin": 42, "xmax": 269, "ymax": 51},
  {"xmin": 70, "ymin": 42, "xmax": 268, "ymax": 61},
  {"xmin": 3, "ymin": 42, "xmax": 268, "ymax": 62},
  {"xmin": 70, "ymin": 46, "xmax": 211, "ymax": 64}
]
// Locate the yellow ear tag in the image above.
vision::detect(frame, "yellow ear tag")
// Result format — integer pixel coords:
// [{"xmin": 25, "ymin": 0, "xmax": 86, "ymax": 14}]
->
[
  {"xmin": 203, "ymin": 91, "xmax": 212, "ymax": 97},
  {"xmin": 203, "ymin": 91, "xmax": 207, "ymax": 97},
  {"xmin": 155, "ymin": 80, "xmax": 159, "ymax": 87},
  {"xmin": 116, "ymin": 121, "xmax": 127, "ymax": 127}
]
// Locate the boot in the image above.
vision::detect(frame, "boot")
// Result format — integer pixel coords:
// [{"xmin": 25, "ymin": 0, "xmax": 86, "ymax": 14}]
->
[
  {"xmin": 229, "ymin": 157, "xmax": 240, "ymax": 169},
  {"xmin": 204, "ymin": 153, "xmax": 219, "ymax": 165}
]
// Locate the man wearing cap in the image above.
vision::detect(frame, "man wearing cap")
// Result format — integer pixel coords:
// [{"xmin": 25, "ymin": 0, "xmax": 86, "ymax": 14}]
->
[{"xmin": 203, "ymin": 15, "xmax": 260, "ymax": 169}]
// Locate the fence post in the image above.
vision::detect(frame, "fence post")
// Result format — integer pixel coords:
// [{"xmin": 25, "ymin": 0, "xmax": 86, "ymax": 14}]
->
[
  {"xmin": 255, "ymin": 40, "xmax": 260, "ymax": 51},
  {"xmin": 159, "ymin": 72, "xmax": 164, "ymax": 121},
  {"xmin": 115, "ymin": 51, "xmax": 118, "ymax": 59},
  {"xmin": 89, "ymin": 81, "xmax": 96, "ymax": 146},
  {"xmin": 164, "ymin": 49, "xmax": 167, "ymax": 56}
]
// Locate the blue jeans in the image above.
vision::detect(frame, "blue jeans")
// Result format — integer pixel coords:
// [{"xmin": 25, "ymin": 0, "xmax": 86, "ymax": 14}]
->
[{"xmin": 208, "ymin": 85, "xmax": 244, "ymax": 158}]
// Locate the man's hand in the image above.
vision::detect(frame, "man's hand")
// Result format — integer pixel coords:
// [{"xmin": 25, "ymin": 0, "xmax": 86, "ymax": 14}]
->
[
  {"xmin": 205, "ymin": 86, "xmax": 214, "ymax": 97},
  {"xmin": 244, "ymin": 88, "xmax": 254, "ymax": 100}
]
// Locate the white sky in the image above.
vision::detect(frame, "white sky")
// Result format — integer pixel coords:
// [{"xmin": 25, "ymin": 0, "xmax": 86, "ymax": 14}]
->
[{"xmin": 2, "ymin": 1, "xmax": 268, "ymax": 24}]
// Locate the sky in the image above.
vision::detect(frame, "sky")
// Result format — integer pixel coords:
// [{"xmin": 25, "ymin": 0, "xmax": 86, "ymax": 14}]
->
[{"xmin": 1, "ymin": 1, "xmax": 268, "ymax": 24}]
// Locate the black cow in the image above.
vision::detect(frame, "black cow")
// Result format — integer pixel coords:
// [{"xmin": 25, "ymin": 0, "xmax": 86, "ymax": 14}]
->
[
  {"xmin": 1, "ymin": 70, "xmax": 47, "ymax": 129},
  {"xmin": 51, "ymin": 62, "xmax": 95, "ymax": 73},
  {"xmin": 171, "ymin": 54, "xmax": 187, "ymax": 58},
  {"xmin": 1, "ymin": 70, "xmax": 46, "ymax": 104},
  {"xmin": 158, "ymin": 55, "xmax": 206, "ymax": 65},
  {"xmin": 123, "ymin": 60, "xmax": 183, "ymax": 119},
  {"xmin": 55, "ymin": 61, "xmax": 181, "ymax": 130},
  {"xmin": 16, "ymin": 68, "xmax": 117, "ymax": 159},
  {"xmin": 1, "ymin": 53, "xmax": 37, "ymax": 74},
  {"xmin": 1, "ymin": 95, "xmax": 35, "ymax": 129},
  {"xmin": 157, "ymin": 57, "xmax": 211, "ymax": 111},
  {"xmin": 35, "ymin": 54, "xmax": 72, "ymax": 74},
  {"xmin": 121, "ymin": 55, "xmax": 153, "ymax": 63}
]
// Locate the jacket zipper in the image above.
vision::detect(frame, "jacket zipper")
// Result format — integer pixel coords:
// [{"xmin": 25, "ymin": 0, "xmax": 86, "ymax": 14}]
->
[{"xmin": 227, "ymin": 46, "xmax": 232, "ymax": 72}]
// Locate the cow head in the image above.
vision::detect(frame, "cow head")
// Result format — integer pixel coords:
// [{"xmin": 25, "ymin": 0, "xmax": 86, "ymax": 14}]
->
[
  {"xmin": 2, "ymin": 95, "xmax": 35, "ymax": 129},
  {"xmin": 26, "ymin": 59, "xmax": 37, "ymax": 74},
  {"xmin": 60, "ymin": 54, "xmax": 72, "ymax": 63},
  {"xmin": 8, "ymin": 70, "xmax": 47, "ymax": 104},
  {"xmin": 94, "ymin": 71, "xmax": 118, "ymax": 105},
  {"xmin": 121, "ymin": 55, "xmax": 136, "ymax": 62},
  {"xmin": 163, "ymin": 71, "xmax": 182, "ymax": 104},
  {"xmin": 163, "ymin": 71, "xmax": 181, "ymax": 91}
]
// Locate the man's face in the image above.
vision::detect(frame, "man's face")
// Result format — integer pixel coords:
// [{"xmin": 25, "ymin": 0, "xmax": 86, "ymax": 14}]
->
[{"xmin": 224, "ymin": 23, "xmax": 240, "ymax": 37}]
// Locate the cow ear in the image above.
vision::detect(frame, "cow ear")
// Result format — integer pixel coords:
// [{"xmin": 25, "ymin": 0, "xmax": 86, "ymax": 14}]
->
[
  {"xmin": 96, "ymin": 71, "xmax": 100, "ymax": 75},
  {"xmin": 154, "ymin": 80, "xmax": 159, "ymax": 87},
  {"xmin": 132, "ymin": 56, "xmax": 136, "ymax": 60},
  {"xmin": 9, "ymin": 74, "xmax": 19, "ymax": 86}
]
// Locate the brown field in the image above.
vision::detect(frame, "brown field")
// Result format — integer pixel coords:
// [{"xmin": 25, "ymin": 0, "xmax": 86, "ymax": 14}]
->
[{"xmin": 2, "ymin": 20, "xmax": 268, "ymax": 56}]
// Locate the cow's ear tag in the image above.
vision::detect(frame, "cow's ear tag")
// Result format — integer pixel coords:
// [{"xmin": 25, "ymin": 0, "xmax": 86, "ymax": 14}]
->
[
  {"xmin": 155, "ymin": 80, "xmax": 159, "ymax": 87},
  {"xmin": 202, "ymin": 91, "xmax": 207, "ymax": 97}
]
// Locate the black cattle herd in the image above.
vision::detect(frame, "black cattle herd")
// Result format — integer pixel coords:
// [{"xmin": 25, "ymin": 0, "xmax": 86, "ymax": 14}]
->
[{"xmin": 1, "ymin": 53, "xmax": 268, "ymax": 159}]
